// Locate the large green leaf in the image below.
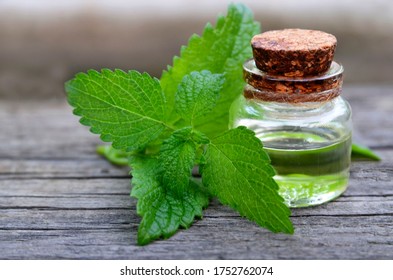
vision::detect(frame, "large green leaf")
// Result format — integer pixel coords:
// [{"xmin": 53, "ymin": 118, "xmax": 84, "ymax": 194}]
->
[
  {"xmin": 66, "ymin": 70, "xmax": 168, "ymax": 151},
  {"xmin": 161, "ymin": 4, "xmax": 260, "ymax": 137},
  {"xmin": 201, "ymin": 127, "xmax": 293, "ymax": 234}
]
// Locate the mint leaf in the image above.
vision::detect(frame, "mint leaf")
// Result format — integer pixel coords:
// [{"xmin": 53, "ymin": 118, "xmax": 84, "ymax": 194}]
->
[
  {"xmin": 96, "ymin": 145, "xmax": 129, "ymax": 166},
  {"xmin": 200, "ymin": 126, "xmax": 294, "ymax": 234},
  {"xmin": 161, "ymin": 4, "xmax": 260, "ymax": 137},
  {"xmin": 175, "ymin": 71, "xmax": 225, "ymax": 126},
  {"xmin": 352, "ymin": 143, "xmax": 381, "ymax": 161},
  {"xmin": 66, "ymin": 70, "xmax": 168, "ymax": 152},
  {"xmin": 160, "ymin": 127, "xmax": 198, "ymax": 195},
  {"xmin": 130, "ymin": 156, "xmax": 209, "ymax": 245}
]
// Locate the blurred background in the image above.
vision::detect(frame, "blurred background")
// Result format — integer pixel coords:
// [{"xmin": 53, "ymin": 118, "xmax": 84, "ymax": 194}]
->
[{"xmin": 0, "ymin": 0, "xmax": 392, "ymax": 100}]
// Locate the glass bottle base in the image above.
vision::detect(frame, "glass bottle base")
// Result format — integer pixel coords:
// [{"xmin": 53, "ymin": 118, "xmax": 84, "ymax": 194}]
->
[{"xmin": 275, "ymin": 172, "xmax": 349, "ymax": 208}]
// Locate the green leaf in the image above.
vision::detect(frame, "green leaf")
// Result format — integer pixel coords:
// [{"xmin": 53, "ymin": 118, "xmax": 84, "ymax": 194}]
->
[
  {"xmin": 200, "ymin": 126, "xmax": 294, "ymax": 234},
  {"xmin": 96, "ymin": 145, "xmax": 129, "ymax": 166},
  {"xmin": 175, "ymin": 70, "xmax": 225, "ymax": 125},
  {"xmin": 130, "ymin": 156, "xmax": 209, "ymax": 245},
  {"xmin": 66, "ymin": 69, "xmax": 168, "ymax": 152},
  {"xmin": 352, "ymin": 143, "xmax": 381, "ymax": 161},
  {"xmin": 161, "ymin": 3, "xmax": 260, "ymax": 137},
  {"xmin": 159, "ymin": 127, "xmax": 198, "ymax": 196}
]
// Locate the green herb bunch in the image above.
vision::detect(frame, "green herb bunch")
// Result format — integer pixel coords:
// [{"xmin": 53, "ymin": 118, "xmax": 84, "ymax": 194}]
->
[{"xmin": 65, "ymin": 4, "xmax": 379, "ymax": 245}]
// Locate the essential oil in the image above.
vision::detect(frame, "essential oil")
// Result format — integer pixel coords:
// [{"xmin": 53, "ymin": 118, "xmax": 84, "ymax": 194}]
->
[{"xmin": 230, "ymin": 29, "xmax": 352, "ymax": 207}]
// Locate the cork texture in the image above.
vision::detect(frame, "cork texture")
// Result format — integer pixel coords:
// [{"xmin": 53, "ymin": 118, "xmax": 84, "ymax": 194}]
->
[{"xmin": 251, "ymin": 29, "xmax": 337, "ymax": 77}]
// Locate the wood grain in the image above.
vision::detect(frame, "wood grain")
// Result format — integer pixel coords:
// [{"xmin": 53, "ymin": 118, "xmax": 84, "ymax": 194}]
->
[{"xmin": 0, "ymin": 85, "xmax": 392, "ymax": 259}]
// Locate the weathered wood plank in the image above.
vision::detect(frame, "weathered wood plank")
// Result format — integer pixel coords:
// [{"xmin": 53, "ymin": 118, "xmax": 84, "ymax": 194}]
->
[
  {"xmin": 0, "ymin": 179, "xmax": 131, "ymax": 196},
  {"xmin": 0, "ymin": 195, "xmax": 392, "ymax": 226},
  {"xmin": 0, "ymin": 189, "xmax": 393, "ymax": 215},
  {"xmin": 0, "ymin": 101, "xmax": 99, "ymax": 159},
  {"xmin": 0, "ymin": 215, "xmax": 392, "ymax": 259},
  {"xmin": 0, "ymin": 209, "xmax": 135, "ymax": 230},
  {"xmin": 0, "ymin": 159, "xmax": 130, "ymax": 179},
  {"xmin": 346, "ymin": 85, "xmax": 393, "ymax": 148}
]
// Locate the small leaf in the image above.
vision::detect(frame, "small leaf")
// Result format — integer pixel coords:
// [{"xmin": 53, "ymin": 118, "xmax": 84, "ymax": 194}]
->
[
  {"xmin": 352, "ymin": 143, "xmax": 381, "ymax": 161},
  {"xmin": 159, "ymin": 127, "xmax": 197, "ymax": 196},
  {"xmin": 130, "ymin": 156, "xmax": 209, "ymax": 245},
  {"xmin": 66, "ymin": 69, "xmax": 168, "ymax": 152},
  {"xmin": 175, "ymin": 70, "xmax": 225, "ymax": 125},
  {"xmin": 200, "ymin": 126, "xmax": 293, "ymax": 234}
]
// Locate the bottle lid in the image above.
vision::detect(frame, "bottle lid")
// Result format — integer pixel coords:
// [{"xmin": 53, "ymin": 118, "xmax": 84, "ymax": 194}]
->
[{"xmin": 251, "ymin": 29, "xmax": 337, "ymax": 77}]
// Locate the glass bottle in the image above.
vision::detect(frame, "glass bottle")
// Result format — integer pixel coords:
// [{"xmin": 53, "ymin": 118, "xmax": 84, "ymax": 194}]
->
[{"xmin": 229, "ymin": 29, "xmax": 352, "ymax": 207}]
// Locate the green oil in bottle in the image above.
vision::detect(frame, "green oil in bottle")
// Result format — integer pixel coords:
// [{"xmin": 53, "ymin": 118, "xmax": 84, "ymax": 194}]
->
[{"xmin": 261, "ymin": 131, "xmax": 352, "ymax": 207}]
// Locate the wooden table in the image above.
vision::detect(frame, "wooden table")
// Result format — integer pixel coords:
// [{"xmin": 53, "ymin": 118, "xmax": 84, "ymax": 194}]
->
[{"xmin": 1, "ymin": 85, "xmax": 392, "ymax": 259}]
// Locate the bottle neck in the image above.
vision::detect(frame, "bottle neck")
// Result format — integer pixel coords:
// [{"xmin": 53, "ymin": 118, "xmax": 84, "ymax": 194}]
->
[
  {"xmin": 243, "ymin": 59, "xmax": 344, "ymax": 103},
  {"xmin": 242, "ymin": 95, "xmax": 348, "ymax": 123}
]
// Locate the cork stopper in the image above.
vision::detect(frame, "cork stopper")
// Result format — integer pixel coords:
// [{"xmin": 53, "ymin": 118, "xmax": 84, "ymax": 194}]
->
[{"xmin": 251, "ymin": 29, "xmax": 337, "ymax": 77}]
